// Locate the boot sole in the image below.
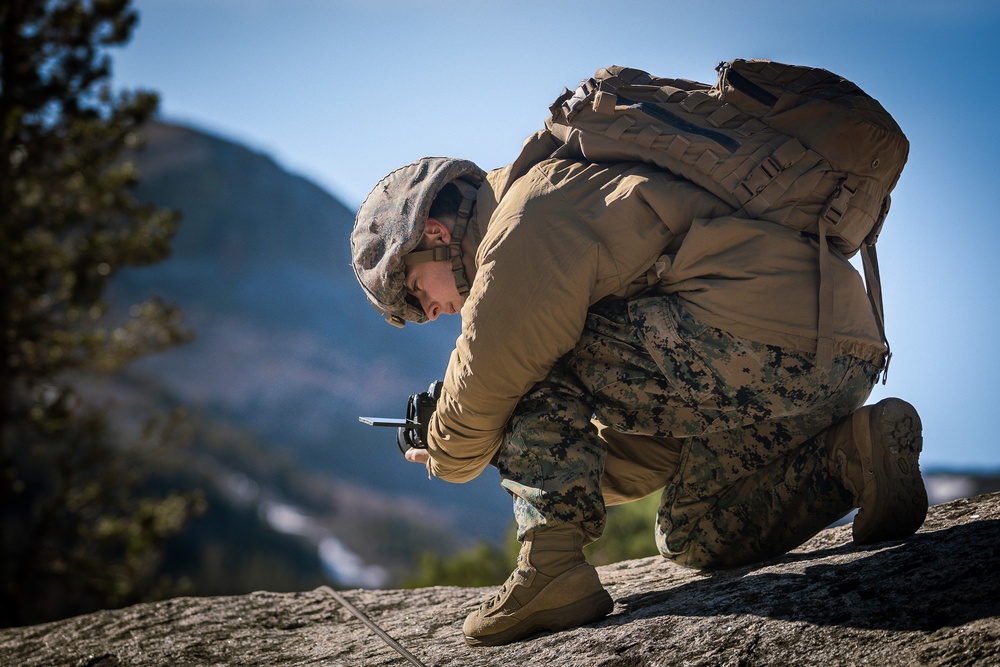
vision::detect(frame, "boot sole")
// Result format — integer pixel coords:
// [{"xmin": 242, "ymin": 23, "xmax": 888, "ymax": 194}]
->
[
  {"xmin": 852, "ymin": 398, "xmax": 928, "ymax": 545},
  {"xmin": 464, "ymin": 589, "xmax": 614, "ymax": 647}
]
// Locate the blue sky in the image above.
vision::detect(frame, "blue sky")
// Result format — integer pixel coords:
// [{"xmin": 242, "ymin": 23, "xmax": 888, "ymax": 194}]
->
[{"xmin": 112, "ymin": 0, "xmax": 999, "ymax": 472}]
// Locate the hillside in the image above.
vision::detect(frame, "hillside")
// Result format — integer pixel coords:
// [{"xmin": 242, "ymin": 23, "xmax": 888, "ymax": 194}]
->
[
  {"xmin": 42, "ymin": 120, "xmax": 517, "ymax": 606},
  {"xmin": 3, "ymin": 492, "xmax": 998, "ymax": 666},
  {"xmin": 105, "ymin": 121, "xmax": 512, "ymax": 533}
]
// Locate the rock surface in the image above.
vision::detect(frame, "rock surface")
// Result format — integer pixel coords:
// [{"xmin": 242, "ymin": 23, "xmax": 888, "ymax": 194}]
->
[{"xmin": 3, "ymin": 493, "xmax": 999, "ymax": 667}]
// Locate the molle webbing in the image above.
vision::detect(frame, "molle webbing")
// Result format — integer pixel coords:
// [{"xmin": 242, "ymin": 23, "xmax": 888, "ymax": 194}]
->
[{"xmin": 545, "ymin": 59, "xmax": 907, "ymax": 375}]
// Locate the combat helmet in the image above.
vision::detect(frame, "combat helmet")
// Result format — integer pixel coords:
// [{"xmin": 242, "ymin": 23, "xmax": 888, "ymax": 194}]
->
[{"xmin": 351, "ymin": 157, "xmax": 485, "ymax": 327}]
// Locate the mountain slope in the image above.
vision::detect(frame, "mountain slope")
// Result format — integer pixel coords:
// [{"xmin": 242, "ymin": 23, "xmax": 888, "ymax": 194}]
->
[{"xmin": 107, "ymin": 120, "xmax": 510, "ymax": 539}]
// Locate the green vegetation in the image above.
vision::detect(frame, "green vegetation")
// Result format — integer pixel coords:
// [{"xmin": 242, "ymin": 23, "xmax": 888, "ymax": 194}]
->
[
  {"xmin": 586, "ymin": 494, "xmax": 662, "ymax": 566},
  {"xmin": 405, "ymin": 494, "xmax": 663, "ymax": 588},
  {"xmin": 0, "ymin": 0, "xmax": 201, "ymax": 626},
  {"xmin": 405, "ymin": 536, "xmax": 520, "ymax": 589}
]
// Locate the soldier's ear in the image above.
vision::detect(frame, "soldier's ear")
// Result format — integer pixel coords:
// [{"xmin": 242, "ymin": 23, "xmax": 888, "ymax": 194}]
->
[{"xmin": 423, "ymin": 218, "xmax": 452, "ymax": 246}]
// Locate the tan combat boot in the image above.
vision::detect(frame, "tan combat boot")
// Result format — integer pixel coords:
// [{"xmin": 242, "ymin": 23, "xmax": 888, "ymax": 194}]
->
[
  {"xmin": 829, "ymin": 397, "xmax": 928, "ymax": 545},
  {"xmin": 462, "ymin": 525, "xmax": 614, "ymax": 646}
]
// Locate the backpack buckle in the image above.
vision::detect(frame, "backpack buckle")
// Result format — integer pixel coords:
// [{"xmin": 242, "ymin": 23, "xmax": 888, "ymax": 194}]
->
[
  {"xmin": 820, "ymin": 176, "xmax": 858, "ymax": 226},
  {"xmin": 561, "ymin": 78, "xmax": 598, "ymax": 120}
]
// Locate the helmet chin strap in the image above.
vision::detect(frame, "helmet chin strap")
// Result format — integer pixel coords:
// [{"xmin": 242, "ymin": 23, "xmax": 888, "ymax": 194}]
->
[{"xmin": 403, "ymin": 179, "xmax": 478, "ymax": 298}]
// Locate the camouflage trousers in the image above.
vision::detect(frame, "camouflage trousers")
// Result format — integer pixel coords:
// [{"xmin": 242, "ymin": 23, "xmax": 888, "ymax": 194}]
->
[{"xmin": 497, "ymin": 295, "xmax": 880, "ymax": 569}]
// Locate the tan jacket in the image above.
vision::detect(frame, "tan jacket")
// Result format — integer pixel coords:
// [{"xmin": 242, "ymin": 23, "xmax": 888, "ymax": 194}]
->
[{"xmin": 426, "ymin": 131, "xmax": 886, "ymax": 484}]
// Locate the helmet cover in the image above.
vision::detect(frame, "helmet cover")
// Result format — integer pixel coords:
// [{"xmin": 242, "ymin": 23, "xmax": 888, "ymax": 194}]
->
[{"xmin": 351, "ymin": 157, "xmax": 485, "ymax": 326}]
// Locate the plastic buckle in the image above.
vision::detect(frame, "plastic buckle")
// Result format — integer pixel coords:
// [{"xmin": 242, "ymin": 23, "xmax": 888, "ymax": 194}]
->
[
  {"xmin": 562, "ymin": 78, "xmax": 597, "ymax": 119},
  {"xmin": 820, "ymin": 177, "xmax": 857, "ymax": 227}
]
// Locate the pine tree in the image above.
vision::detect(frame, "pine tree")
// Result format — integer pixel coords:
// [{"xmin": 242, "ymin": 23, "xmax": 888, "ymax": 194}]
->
[{"xmin": 1, "ymin": 0, "xmax": 200, "ymax": 626}]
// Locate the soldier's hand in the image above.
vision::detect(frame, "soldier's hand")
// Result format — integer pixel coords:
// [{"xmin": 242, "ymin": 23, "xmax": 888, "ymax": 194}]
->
[{"xmin": 404, "ymin": 448, "xmax": 430, "ymax": 464}]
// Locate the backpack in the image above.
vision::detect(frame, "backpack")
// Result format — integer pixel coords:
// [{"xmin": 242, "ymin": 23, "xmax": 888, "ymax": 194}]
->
[{"xmin": 544, "ymin": 59, "xmax": 908, "ymax": 377}]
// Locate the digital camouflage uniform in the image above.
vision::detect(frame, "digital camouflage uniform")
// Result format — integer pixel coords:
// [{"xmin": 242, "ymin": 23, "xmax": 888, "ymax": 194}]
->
[
  {"xmin": 353, "ymin": 133, "xmax": 894, "ymax": 566},
  {"xmin": 502, "ymin": 295, "xmax": 879, "ymax": 569},
  {"xmin": 352, "ymin": 69, "xmax": 925, "ymax": 647}
]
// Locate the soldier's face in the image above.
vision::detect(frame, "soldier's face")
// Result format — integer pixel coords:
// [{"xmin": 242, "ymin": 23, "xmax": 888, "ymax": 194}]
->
[{"xmin": 405, "ymin": 255, "xmax": 463, "ymax": 321}]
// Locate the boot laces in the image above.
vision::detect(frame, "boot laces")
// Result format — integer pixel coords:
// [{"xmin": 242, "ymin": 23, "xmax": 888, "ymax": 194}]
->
[{"xmin": 486, "ymin": 553, "xmax": 527, "ymax": 609}]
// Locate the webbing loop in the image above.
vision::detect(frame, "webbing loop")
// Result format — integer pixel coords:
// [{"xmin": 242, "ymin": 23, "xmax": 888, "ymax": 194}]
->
[
  {"xmin": 736, "ymin": 155, "xmax": 782, "ymax": 202},
  {"xmin": 594, "ymin": 89, "xmax": 618, "ymax": 115},
  {"xmin": 636, "ymin": 125, "xmax": 662, "ymax": 149},
  {"xmin": 604, "ymin": 115, "xmax": 635, "ymax": 140},
  {"xmin": 707, "ymin": 103, "xmax": 741, "ymax": 128},
  {"xmin": 733, "ymin": 138, "xmax": 807, "ymax": 209}
]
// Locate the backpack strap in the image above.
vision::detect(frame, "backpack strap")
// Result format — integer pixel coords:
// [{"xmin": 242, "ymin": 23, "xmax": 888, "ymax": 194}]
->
[
  {"xmin": 812, "ymin": 193, "xmax": 891, "ymax": 382},
  {"xmin": 860, "ymin": 195, "xmax": 892, "ymax": 384},
  {"xmin": 815, "ymin": 179, "xmax": 891, "ymax": 379},
  {"xmin": 815, "ymin": 219, "xmax": 835, "ymax": 371},
  {"xmin": 861, "ymin": 243, "xmax": 890, "ymax": 383}
]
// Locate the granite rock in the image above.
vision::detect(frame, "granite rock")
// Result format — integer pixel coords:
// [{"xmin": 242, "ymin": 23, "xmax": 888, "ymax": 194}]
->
[{"xmin": 2, "ymin": 493, "xmax": 999, "ymax": 667}]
